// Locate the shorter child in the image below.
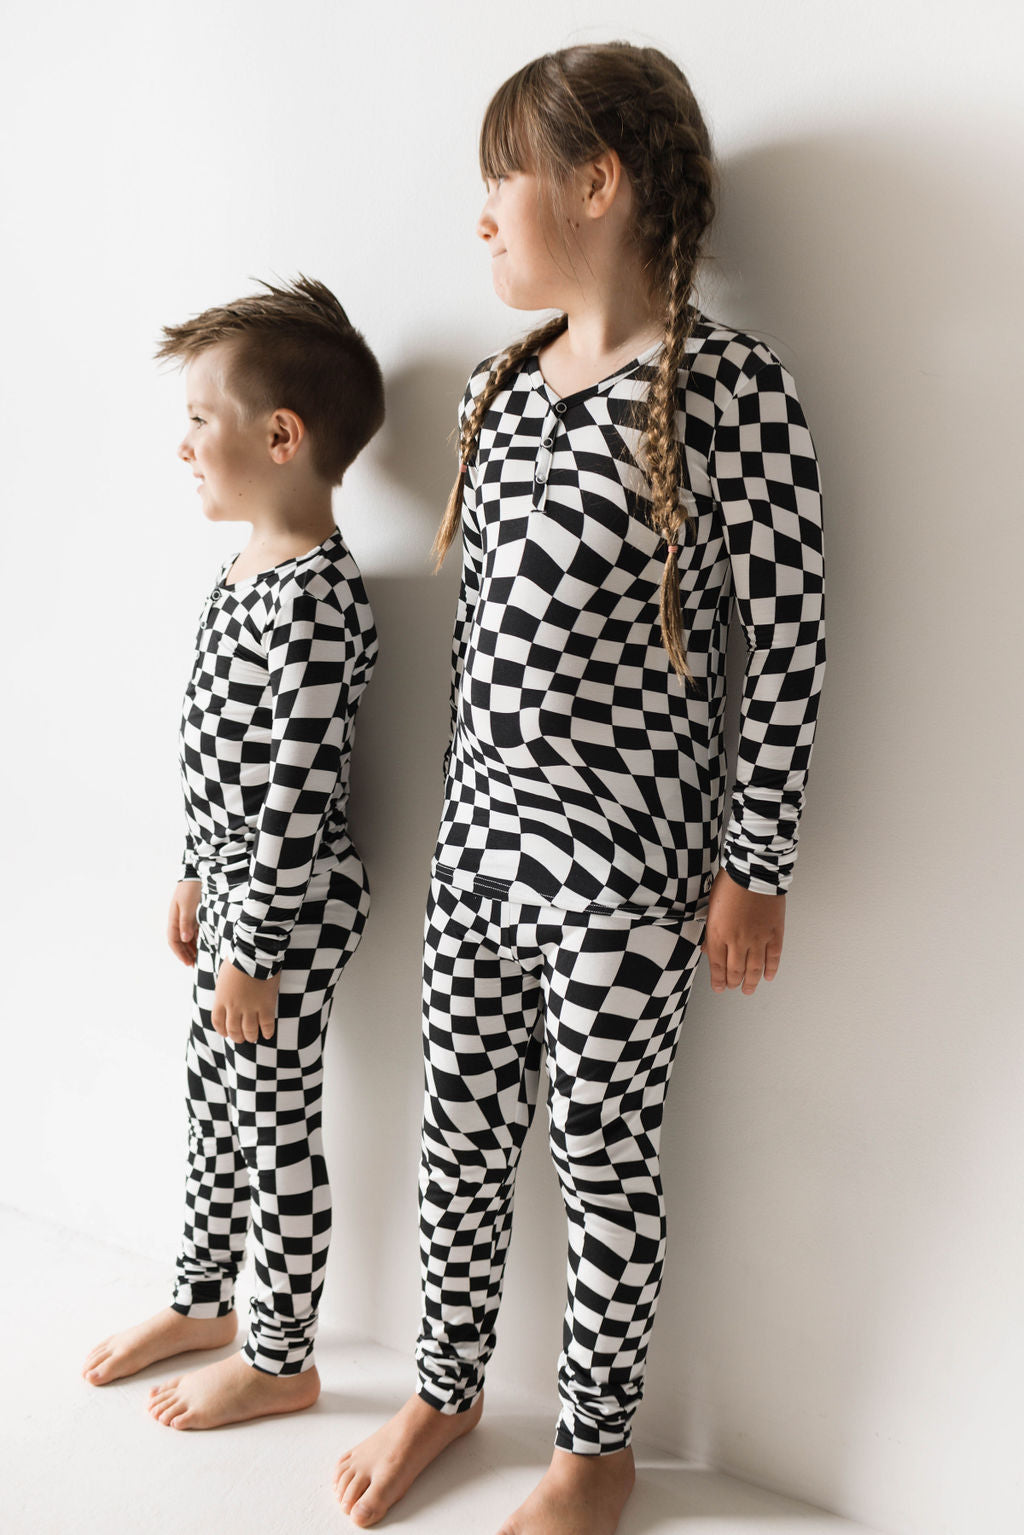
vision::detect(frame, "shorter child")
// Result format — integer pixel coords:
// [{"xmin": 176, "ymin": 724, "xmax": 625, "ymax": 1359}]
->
[{"xmin": 82, "ymin": 276, "xmax": 383, "ymax": 1430}]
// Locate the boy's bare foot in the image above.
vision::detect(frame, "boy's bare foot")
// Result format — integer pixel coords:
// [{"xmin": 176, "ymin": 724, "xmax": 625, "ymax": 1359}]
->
[
  {"xmin": 82, "ymin": 1308, "xmax": 237, "ymax": 1385},
  {"xmin": 333, "ymin": 1391, "xmax": 483, "ymax": 1527},
  {"xmin": 497, "ymin": 1446, "xmax": 636, "ymax": 1535},
  {"xmin": 147, "ymin": 1351, "xmax": 320, "ymax": 1429}
]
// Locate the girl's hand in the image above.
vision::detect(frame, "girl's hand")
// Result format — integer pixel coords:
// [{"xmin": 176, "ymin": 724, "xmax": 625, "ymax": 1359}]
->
[
  {"xmin": 702, "ymin": 869, "xmax": 785, "ymax": 996},
  {"xmin": 168, "ymin": 880, "xmax": 201, "ymax": 966},
  {"xmin": 212, "ymin": 963, "xmax": 281, "ymax": 1044}
]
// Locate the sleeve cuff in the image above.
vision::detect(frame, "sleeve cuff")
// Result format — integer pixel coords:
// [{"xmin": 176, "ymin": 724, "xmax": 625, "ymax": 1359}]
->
[{"xmin": 226, "ymin": 917, "xmax": 289, "ymax": 980}]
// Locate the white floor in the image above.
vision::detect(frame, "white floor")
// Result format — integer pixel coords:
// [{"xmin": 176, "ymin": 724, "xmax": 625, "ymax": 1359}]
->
[{"xmin": 4, "ymin": 1207, "xmax": 887, "ymax": 1535}]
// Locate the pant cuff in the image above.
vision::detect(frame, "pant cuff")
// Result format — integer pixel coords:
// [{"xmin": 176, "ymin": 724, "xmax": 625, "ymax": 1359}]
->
[
  {"xmin": 240, "ymin": 1339, "xmax": 315, "ymax": 1376},
  {"xmin": 171, "ymin": 1286, "xmax": 235, "ymax": 1320},
  {"xmin": 555, "ymin": 1418, "xmax": 633, "ymax": 1455},
  {"xmin": 417, "ymin": 1380, "xmax": 482, "ymax": 1416}
]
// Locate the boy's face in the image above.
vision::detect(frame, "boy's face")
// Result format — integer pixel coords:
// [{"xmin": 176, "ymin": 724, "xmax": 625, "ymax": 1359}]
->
[{"xmin": 177, "ymin": 344, "xmax": 273, "ymax": 522}]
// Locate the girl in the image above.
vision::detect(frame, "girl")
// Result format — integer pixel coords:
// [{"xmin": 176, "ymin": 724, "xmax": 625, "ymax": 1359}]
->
[{"xmin": 334, "ymin": 41, "xmax": 824, "ymax": 1535}]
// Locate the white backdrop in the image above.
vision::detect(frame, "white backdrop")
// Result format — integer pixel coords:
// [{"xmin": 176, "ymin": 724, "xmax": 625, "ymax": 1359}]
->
[{"xmin": 2, "ymin": 5, "xmax": 1022, "ymax": 1534}]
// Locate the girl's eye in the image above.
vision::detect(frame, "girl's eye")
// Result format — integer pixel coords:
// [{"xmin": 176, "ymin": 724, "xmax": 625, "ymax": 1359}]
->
[{"xmin": 190, "ymin": 416, "xmax": 205, "ymax": 426}]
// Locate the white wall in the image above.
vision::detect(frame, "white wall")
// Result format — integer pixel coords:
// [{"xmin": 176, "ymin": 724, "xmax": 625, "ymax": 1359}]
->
[{"xmin": 3, "ymin": 4, "xmax": 1022, "ymax": 1533}]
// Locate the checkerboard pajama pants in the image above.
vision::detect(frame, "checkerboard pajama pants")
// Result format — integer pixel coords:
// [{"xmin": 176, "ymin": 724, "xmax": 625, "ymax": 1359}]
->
[
  {"xmin": 170, "ymin": 866, "xmax": 369, "ymax": 1374},
  {"xmin": 415, "ymin": 876, "xmax": 706, "ymax": 1453}
]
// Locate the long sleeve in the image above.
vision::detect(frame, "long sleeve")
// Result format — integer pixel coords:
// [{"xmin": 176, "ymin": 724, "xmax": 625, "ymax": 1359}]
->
[
  {"xmin": 442, "ymin": 390, "xmax": 486, "ymax": 781},
  {"xmin": 227, "ymin": 581, "xmax": 352, "ymax": 979},
  {"xmin": 709, "ymin": 358, "xmax": 826, "ymax": 894}
]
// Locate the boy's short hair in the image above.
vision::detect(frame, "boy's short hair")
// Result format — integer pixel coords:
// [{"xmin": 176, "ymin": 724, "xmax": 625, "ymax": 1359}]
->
[{"xmin": 157, "ymin": 275, "xmax": 385, "ymax": 486}]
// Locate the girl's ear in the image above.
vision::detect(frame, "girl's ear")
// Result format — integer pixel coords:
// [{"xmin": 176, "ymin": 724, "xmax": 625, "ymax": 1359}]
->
[
  {"xmin": 580, "ymin": 149, "xmax": 624, "ymax": 219},
  {"xmin": 268, "ymin": 408, "xmax": 305, "ymax": 465}
]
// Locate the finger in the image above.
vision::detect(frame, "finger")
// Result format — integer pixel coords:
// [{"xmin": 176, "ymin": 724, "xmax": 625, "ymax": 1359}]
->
[
  {"xmin": 741, "ymin": 948, "xmax": 765, "ymax": 996},
  {"xmin": 241, "ymin": 1011, "xmax": 260, "ymax": 1044},
  {"xmin": 211, "ymin": 1004, "xmax": 227, "ymax": 1038},
  {"xmin": 259, "ymin": 1011, "xmax": 276, "ymax": 1041},
  {"xmin": 705, "ymin": 937, "xmax": 727, "ymax": 993},
  {"xmin": 725, "ymin": 945, "xmax": 747, "ymax": 990},
  {"xmin": 763, "ymin": 938, "xmax": 783, "ymax": 981}
]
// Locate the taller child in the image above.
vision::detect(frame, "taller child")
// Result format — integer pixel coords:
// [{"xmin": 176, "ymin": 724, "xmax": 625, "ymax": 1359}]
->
[
  {"xmin": 82, "ymin": 277, "xmax": 383, "ymax": 1429},
  {"xmin": 336, "ymin": 41, "xmax": 825, "ymax": 1535}
]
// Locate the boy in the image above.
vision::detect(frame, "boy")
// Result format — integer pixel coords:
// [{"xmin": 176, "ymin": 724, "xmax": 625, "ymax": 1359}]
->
[{"xmin": 82, "ymin": 277, "xmax": 383, "ymax": 1429}]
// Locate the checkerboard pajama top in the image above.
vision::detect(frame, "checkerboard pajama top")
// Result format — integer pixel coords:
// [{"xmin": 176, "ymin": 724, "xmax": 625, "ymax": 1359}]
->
[
  {"xmin": 178, "ymin": 527, "xmax": 378, "ymax": 980},
  {"xmin": 434, "ymin": 321, "xmax": 825, "ymax": 916}
]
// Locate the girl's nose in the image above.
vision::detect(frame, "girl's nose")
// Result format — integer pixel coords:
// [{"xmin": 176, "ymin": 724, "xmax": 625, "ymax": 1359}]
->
[
  {"xmin": 178, "ymin": 438, "xmax": 193, "ymax": 463},
  {"xmin": 477, "ymin": 200, "xmax": 497, "ymax": 243}
]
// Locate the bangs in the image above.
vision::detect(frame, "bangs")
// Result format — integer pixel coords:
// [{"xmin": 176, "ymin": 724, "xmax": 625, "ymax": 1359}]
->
[{"xmin": 479, "ymin": 70, "xmax": 537, "ymax": 180}]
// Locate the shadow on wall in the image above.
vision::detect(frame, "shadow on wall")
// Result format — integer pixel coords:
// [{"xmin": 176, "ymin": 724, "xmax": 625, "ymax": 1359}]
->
[
  {"xmin": 373, "ymin": 353, "xmax": 478, "ymax": 508},
  {"xmin": 643, "ymin": 121, "xmax": 1024, "ymax": 1528},
  {"xmin": 319, "ymin": 350, "xmax": 474, "ymax": 1346}
]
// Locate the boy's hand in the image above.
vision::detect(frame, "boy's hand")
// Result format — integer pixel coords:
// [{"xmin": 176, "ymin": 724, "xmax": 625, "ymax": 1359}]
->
[
  {"xmin": 168, "ymin": 880, "xmax": 202, "ymax": 966},
  {"xmin": 212, "ymin": 962, "xmax": 281, "ymax": 1044},
  {"xmin": 702, "ymin": 869, "xmax": 785, "ymax": 996}
]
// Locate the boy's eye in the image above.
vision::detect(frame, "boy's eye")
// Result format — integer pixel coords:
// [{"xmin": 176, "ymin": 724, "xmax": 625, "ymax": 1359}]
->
[{"xmin": 190, "ymin": 416, "xmax": 205, "ymax": 426}]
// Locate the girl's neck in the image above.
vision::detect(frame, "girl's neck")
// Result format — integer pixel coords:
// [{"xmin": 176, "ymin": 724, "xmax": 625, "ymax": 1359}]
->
[{"xmin": 538, "ymin": 296, "xmax": 665, "ymax": 398}]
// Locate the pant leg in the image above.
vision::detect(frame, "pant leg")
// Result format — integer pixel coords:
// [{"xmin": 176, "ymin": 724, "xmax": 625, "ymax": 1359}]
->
[
  {"xmin": 539, "ymin": 909, "xmax": 706, "ymax": 1454},
  {"xmin": 173, "ymin": 864, "xmax": 369, "ymax": 1373},
  {"xmin": 415, "ymin": 876, "xmax": 545, "ymax": 1414},
  {"xmin": 172, "ymin": 895, "xmax": 250, "ymax": 1318}
]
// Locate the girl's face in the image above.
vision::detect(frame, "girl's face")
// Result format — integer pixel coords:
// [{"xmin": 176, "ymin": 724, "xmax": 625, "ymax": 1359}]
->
[{"xmin": 477, "ymin": 171, "xmax": 576, "ymax": 311}]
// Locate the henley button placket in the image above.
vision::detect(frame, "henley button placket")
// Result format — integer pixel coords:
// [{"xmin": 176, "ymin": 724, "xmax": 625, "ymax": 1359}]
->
[{"xmin": 532, "ymin": 404, "xmax": 563, "ymax": 512}]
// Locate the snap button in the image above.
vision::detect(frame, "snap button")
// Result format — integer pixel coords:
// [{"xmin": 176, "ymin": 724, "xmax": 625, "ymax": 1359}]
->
[
  {"xmin": 554, "ymin": 401, "xmax": 566, "ymax": 415},
  {"xmin": 542, "ymin": 436, "xmax": 553, "ymax": 448},
  {"xmin": 210, "ymin": 588, "xmax": 222, "ymax": 599}
]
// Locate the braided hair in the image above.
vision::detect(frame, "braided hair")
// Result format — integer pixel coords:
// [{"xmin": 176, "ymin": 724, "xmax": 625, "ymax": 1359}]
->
[{"xmin": 433, "ymin": 42, "xmax": 716, "ymax": 683}]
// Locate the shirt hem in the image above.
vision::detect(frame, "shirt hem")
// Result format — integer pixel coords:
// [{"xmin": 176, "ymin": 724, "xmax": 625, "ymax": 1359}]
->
[{"xmin": 431, "ymin": 859, "xmax": 707, "ymax": 922}]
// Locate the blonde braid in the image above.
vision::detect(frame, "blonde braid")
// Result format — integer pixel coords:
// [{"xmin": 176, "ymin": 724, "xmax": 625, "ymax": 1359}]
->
[{"xmin": 432, "ymin": 313, "xmax": 569, "ymax": 571}]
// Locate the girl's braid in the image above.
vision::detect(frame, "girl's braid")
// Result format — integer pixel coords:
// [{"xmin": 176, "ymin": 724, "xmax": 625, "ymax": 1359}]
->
[
  {"xmin": 432, "ymin": 312, "xmax": 569, "ymax": 570},
  {"xmin": 630, "ymin": 93, "xmax": 716, "ymax": 683}
]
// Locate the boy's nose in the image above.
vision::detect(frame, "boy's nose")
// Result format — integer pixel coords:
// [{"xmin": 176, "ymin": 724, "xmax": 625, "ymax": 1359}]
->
[{"xmin": 177, "ymin": 438, "xmax": 193, "ymax": 463}]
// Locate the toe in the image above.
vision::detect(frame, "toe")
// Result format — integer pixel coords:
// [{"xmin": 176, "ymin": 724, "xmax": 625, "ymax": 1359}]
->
[
  {"xmin": 351, "ymin": 1491, "xmax": 384, "ymax": 1529},
  {"xmin": 340, "ymin": 1471, "xmax": 370, "ymax": 1513},
  {"xmin": 152, "ymin": 1393, "xmax": 182, "ymax": 1423}
]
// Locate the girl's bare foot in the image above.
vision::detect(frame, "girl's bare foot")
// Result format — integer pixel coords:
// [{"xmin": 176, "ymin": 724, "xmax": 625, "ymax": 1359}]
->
[
  {"xmin": 82, "ymin": 1308, "xmax": 237, "ymax": 1385},
  {"xmin": 147, "ymin": 1351, "xmax": 320, "ymax": 1429},
  {"xmin": 333, "ymin": 1391, "xmax": 483, "ymax": 1527},
  {"xmin": 497, "ymin": 1446, "xmax": 636, "ymax": 1535}
]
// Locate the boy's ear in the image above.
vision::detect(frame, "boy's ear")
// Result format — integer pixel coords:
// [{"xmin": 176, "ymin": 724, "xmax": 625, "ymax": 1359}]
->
[{"xmin": 268, "ymin": 408, "xmax": 305, "ymax": 465}]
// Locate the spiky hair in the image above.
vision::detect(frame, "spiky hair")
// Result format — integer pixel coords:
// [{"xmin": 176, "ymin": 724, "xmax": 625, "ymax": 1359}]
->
[{"xmin": 157, "ymin": 275, "xmax": 384, "ymax": 484}]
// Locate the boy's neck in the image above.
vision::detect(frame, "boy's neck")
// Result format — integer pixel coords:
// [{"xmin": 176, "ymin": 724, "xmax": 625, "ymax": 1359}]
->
[{"xmin": 238, "ymin": 490, "xmax": 338, "ymax": 562}]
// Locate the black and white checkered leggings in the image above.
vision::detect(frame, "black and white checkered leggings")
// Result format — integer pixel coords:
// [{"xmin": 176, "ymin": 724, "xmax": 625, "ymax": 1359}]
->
[
  {"xmin": 415, "ymin": 875, "xmax": 706, "ymax": 1453},
  {"xmin": 171, "ymin": 862, "xmax": 369, "ymax": 1374}
]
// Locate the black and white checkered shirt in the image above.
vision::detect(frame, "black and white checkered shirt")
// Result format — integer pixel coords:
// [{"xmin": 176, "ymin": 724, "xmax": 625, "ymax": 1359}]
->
[
  {"xmin": 433, "ymin": 319, "xmax": 825, "ymax": 918},
  {"xmin": 179, "ymin": 527, "xmax": 377, "ymax": 978}
]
